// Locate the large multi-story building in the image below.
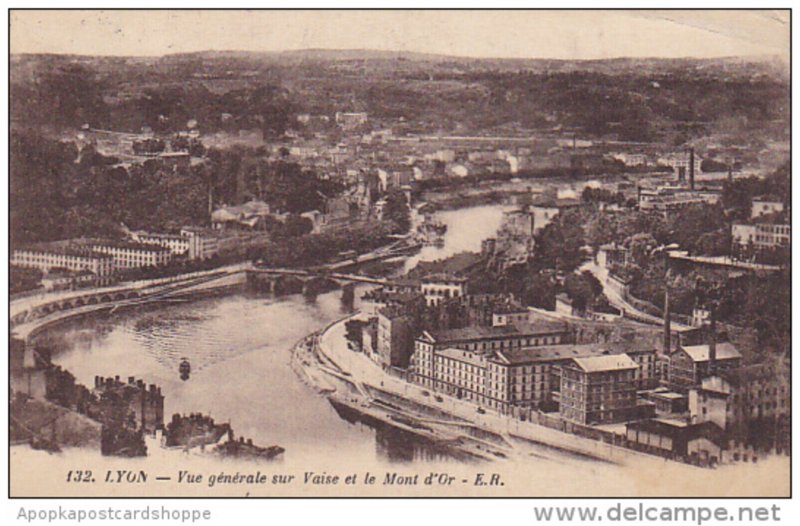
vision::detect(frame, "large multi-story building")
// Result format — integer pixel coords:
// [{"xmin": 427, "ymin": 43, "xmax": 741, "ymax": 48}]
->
[
  {"xmin": 637, "ymin": 186, "xmax": 720, "ymax": 212},
  {"xmin": 413, "ymin": 322, "xmax": 574, "ymax": 403},
  {"xmin": 11, "ymin": 247, "xmax": 114, "ymax": 278},
  {"xmin": 559, "ymin": 354, "xmax": 639, "ymax": 425},
  {"xmin": 415, "ymin": 321, "xmax": 572, "ymax": 356},
  {"xmin": 688, "ymin": 363, "xmax": 790, "ymax": 455},
  {"xmin": 417, "ymin": 342, "xmax": 651, "ymax": 414},
  {"xmin": 374, "ymin": 293, "xmax": 426, "ymax": 369},
  {"xmin": 667, "ymin": 342, "xmax": 742, "ymax": 391},
  {"xmin": 88, "ymin": 240, "xmax": 172, "ymax": 270},
  {"xmin": 659, "ymin": 151, "xmax": 702, "ymax": 180},
  {"xmin": 129, "ymin": 231, "xmax": 191, "ymax": 256},
  {"xmin": 731, "ymin": 223, "xmax": 790, "ymax": 252}
]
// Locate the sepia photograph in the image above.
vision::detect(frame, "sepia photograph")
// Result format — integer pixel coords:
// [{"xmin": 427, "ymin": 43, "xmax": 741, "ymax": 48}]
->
[{"xmin": 6, "ymin": 8, "xmax": 791, "ymax": 499}]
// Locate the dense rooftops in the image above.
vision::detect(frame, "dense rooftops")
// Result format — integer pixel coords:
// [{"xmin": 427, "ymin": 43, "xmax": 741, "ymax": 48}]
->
[{"xmin": 492, "ymin": 341, "xmax": 654, "ymax": 366}]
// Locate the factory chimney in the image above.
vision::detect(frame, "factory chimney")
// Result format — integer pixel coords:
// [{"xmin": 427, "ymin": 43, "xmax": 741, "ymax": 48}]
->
[
  {"xmin": 707, "ymin": 308, "xmax": 717, "ymax": 376},
  {"xmin": 689, "ymin": 147, "xmax": 695, "ymax": 190},
  {"xmin": 663, "ymin": 287, "xmax": 671, "ymax": 353}
]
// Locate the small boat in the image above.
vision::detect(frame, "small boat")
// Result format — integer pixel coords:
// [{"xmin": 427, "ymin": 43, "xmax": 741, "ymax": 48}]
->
[
  {"xmin": 416, "ymin": 215, "xmax": 448, "ymax": 246},
  {"xmin": 179, "ymin": 358, "xmax": 191, "ymax": 381}
]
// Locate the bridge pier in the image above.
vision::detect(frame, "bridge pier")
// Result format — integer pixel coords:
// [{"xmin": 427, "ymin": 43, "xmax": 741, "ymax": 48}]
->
[
  {"xmin": 340, "ymin": 282, "xmax": 356, "ymax": 310},
  {"xmin": 301, "ymin": 276, "xmax": 339, "ymax": 297}
]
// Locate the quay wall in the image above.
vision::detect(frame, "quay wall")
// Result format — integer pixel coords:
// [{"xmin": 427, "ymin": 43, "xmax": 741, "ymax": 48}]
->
[{"xmin": 314, "ymin": 314, "xmax": 688, "ymax": 469}]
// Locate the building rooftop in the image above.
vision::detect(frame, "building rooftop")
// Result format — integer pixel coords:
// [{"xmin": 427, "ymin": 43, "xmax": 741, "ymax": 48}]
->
[
  {"xmin": 437, "ymin": 348, "xmax": 488, "ymax": 368},
  {"xmin": 650, "ymin": 391, "xmax": 687, "ymax": 401},
  {"xmin": 84, "ymin": 238, "xmax": 172, "ymax": 253},
  {"xmin": 134, "ymin": 230, "xmax": 186, "ymax": 241},
  {"xmin": 424, "ymin": 320, "xmax": 568, "ymax": 344},
  {"xmin": 680, "ymin": 342, "xmax": 742, "ymax": 363},
  {"xmin": 571, "ymin": 353, "xmax": 638, "ymax": 373},
  {"xmin": 422, "ymin": 273, "xmax": 469, "ymax": 283},
  {"xmin": 626, "ymin": 419, "xmax": 724, "ymax": 445},
  {"xmin": 491, "ymin": 343, "xmax": 614, "ymax": 365}
]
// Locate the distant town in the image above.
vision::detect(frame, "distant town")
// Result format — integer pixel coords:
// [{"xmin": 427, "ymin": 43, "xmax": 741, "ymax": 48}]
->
[{"xmin": 9, "ymin": 50, "xmax": 789, "ymax": 476}]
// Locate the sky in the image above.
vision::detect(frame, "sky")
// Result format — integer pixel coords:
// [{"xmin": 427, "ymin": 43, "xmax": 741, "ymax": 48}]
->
[{"xmin": 10, "ymin": 10, "xmax": 790, "ymax": 61}]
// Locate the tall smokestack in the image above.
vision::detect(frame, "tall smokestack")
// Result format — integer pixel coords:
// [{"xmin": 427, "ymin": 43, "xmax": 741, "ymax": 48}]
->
[
  {"xmin": 728, "ymin": 163, "xmax": 733, "ymax": 183},
  {"xmin": 663, "ymin": 287, "xmax": 671, "ymax": 353},
  {"xmin": 689, "ymin": 148, "xmax": 695, "ymax": 190},
  {"xmin": 708, "ymin": 308, "xmax": 717, "ymax": 376}
]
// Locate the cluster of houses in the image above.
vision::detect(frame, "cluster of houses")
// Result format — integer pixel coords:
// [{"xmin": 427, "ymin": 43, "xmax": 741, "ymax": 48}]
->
[{"xmin": 350, "ymin": 258, "xmax": 788, "ymax": 465}]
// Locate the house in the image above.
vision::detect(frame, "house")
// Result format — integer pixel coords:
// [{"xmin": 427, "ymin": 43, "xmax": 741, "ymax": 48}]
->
[
  {"xmin": 751, "ymin": 198, "xmax": 784, "ymax": 219},
  {"xmin": 421, "ymin": 273, "xmax": 469, "ymax": 307},
  {"xmin": 335, "ymin": 112, "xmax": 368, "ymax": 129},
  {"xmin": 554, "ymin": 293, "xmax": 577, "ymax": 317},
  {"xmin": 491, "ymin": 305, "xmax": 531, "ymax": 328},
  {"xmin": 41, "ymin": 269, "xmax": 96, "ymax": 291},
  {"xmin": 625, "ymin": 419, "xmax": 724, "ymax": 465},
  {"xmin": 300, "ymin": 210, "xmax": 325, "ymax": 234},
  {"xmin": 612, "ymin": 152, "xmax": 649, "ymax": 167},
  {"xmin": 643, "ymin": 388, "xmax": 689, "ymax": 415},
  {"xmin": 528, "ymin": 195, "xmax": 582, "ymax": 233},
  {"xmin": 597, "ymin": 243, "xmax": 629, "ymax": 269},
  {"xmin": 211, "ymin": 200, "xmax": 274, "ymax": 230}
]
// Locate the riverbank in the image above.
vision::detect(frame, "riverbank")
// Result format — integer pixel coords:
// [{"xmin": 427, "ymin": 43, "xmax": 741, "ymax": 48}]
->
[
  {"xmin": 294, "ymin": 314, "xmax": 648, "ymax": 466},
  {"xmin": 298, "ymin": 315, "xmax": 780, "ymax": 486},
  {"xmin": 12, "ymin": 271, "xmax": 250, "ymax": 344}
]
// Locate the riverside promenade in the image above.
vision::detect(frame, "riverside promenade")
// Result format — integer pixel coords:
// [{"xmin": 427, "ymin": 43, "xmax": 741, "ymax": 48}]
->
[{"xmin": 315, "ymin": 314, "xmax": 674, "ymax": 467}]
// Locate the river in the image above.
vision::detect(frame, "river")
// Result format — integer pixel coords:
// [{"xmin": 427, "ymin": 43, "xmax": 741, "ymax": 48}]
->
[
  {"xmin": 41, "ymin": 206, "xmax": 511, "ymax": 465},
  {"xmin": 22, "ymin": 203, "xmax": 790, "ymax": 497}
]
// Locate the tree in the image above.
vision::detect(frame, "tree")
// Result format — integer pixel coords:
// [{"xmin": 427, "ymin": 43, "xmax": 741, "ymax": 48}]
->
[
  {"xmin": 382, "ymin": 189, "xmax": 411, "ymax": 234},
  {"xmin": 533, "ymin": 208, "xmax": 587, "ymax": 272}
]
